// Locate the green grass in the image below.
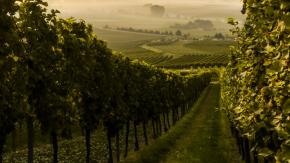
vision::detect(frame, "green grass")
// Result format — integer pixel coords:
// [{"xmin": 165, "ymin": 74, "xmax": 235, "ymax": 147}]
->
[
  {"xmin": 94, "ymin": 28, "xmax": 166, "ymax": 60},
  {"xmin": 151, "ymin": 41, "xmax": 198, "ymax": 57},
  {"xmin": 152, "ymin": 40, "xmax": 232, "ymax": 57},
  {"xmin": 121, "ymin": 47, "xmax": 161, "ymax": 59},
  {"xmin": 184, "ymin": 40, "xmax": 233, "ymax": 54},
  {"xmin": 164, "ymin": 83, "xmax": 241, "ymax": 163},
  {"xmin": 123, "ymin": 83, "xmax": 241, "ymax": 163},
  {"xmin": 94, "ymin": 28, "xmax": 164, "ymax": 51},
  {"xmin": 123, "ymin": 85, "xmax": 212, "ymax": 163}
]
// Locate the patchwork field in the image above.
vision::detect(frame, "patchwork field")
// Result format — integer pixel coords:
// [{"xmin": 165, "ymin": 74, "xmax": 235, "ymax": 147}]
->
[
  {"xmin": 94, "ymin": 28, "xmax": 163, "ymax": 50},
  {"xmin": 94, "ymin": 28, "xmax": 231, "ymax": 68}
]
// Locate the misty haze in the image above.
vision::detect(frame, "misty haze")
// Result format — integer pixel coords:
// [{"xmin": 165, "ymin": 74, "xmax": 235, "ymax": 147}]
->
[
  {"xmin": 45, "ymin": 0, "xmax": 245, "ymax": 55},
  {"xmin": 48, "ymin": 0, "xmax": 244, "ymax": 30}
]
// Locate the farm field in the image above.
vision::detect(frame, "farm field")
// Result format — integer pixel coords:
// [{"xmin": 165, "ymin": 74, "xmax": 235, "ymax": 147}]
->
[
  {"xmin": 94, "ymin": 28, "xmax": 231, "ymax": 68},
  {"xmin": 94, "ymin": 28, "xmax": 164, "ymax": 51},
  {"xmin": 157, "ymin": 54, "xmax": 228, "ymax": 68},
  {"xmin": 184, "ymin": 40, "xmax": 232, "ymax": 54},
  {"xmin": 151, "ymin": 40, "xmax": 232, "ymax": 57}
]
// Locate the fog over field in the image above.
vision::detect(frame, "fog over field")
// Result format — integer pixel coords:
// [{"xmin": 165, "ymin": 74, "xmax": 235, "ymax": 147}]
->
[
  {"xmin": 47, "ymin": 0, "xmax": 245, "ymax": 37},
  {"xmin": 48, "ymin": 0, "xmax": 243, "ymax": 16},
  {"xmin": 48, "ymin": 0, "xmax": 241, "ymax": 6}
]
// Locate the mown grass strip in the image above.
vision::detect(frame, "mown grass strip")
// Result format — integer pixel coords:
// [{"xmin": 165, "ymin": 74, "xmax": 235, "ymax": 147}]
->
[{"xmin": 123, "ymin": 84, "xmax": 213, "ymax": 163}]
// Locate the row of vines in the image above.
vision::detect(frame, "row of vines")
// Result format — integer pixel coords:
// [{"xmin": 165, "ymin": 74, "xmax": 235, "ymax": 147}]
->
[
  {"xmin": 222, "ymin": 0, "xmax": 289, "ymax": 162},
  {"xmin": 0, "ymin": 1, "xmax": 214, "ymax": 163}
]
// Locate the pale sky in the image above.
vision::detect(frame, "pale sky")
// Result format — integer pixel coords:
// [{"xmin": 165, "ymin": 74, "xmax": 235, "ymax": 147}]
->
[
  {"xmin": 47, "ymin": 0, "xmax": 243, "ymax": 16},
  {"xmin": 48, "ymin": 0, "xmax": 242, "ymax": 7}
]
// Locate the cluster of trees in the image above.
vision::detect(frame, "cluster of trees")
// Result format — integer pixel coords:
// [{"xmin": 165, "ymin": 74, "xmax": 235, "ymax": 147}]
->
[
  {"xmin": 150, "ymin": 5, "xmax": 165, "ymax": 17},
  {"xmin": 170, "ymin": 19, "xmax": 215, "ymax": 31},
  {"xmin": 115, "ymin": 26, "xmax": 173, "ymax": 35},
  {"xmin": 222, "ymin": 0, "xmax": 289, "ymax": 162},
  {"xmin": 213, "ymin": 33, "xmax": 225, "ymax": 40},
  {"xmin": 114, "ymin": 27, "xmax": 190, "ymax": 39},
  {"xmin": 143, "ymin": 4, "xmax": 166, "ymax": 17},
  {"xmin": 0, "ymin": 1, "xmax": 215, "ymax": 163}
]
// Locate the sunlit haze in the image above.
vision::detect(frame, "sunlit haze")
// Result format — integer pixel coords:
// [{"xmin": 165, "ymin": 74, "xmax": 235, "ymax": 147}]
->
[{"xmin": 47, "ymin": 0, "xmax": 244, "ymax": 32}]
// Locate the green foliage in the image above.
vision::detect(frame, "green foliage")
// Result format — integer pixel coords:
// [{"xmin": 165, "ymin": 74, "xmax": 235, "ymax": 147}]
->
[
  {"xmin": 222, "ymin": 0, "xmax": 290, "ymax": 161},
  {"xmin": 124, "ymin": 84, "xmax": 223, "ymax": 163},
  {"xmin": 0, "ymin": 0, "xmax": 216, "ymax": 162},
  {"xmin": 0, "ymin": 0, "xmax": 23, "ymax": 160}
]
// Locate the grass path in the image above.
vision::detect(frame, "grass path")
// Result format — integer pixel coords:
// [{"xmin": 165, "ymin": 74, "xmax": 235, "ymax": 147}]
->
[
  {"xmin": 124, "ymin": 83, "xmax": 241, "ymax": 163},
  {"xmin": 164, "ymin": 83, "xmax": 241, "ymax": 163}
]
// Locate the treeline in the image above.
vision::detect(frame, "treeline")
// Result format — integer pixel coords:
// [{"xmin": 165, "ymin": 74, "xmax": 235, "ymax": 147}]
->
[
  {"xmin": 112, "ymin": 26, "xmax": 191, "ymax": 37},
  {"xmin": 111, "ymin": 26, "xmax": 229, "ymax": 41},
  {"xmin": 222, "ymin": 0, "xmax": 289, "ymax": 162},
  {"xmin": 113, "ymin": 26, "xmax": 192, "ymax": 39},
  {"xmin": 170, "ymin": 19, "xmax": 215, "ymax": 31},
  {"xmin": 0, "ymin": 1, "xmax": 215, "ymax": 163},
  {"xmin": 114, "ymin": 26, "xmax": 173, "ymax": 35}
]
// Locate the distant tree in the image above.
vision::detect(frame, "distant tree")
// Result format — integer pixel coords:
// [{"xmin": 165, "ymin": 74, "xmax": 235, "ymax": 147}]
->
[
  {"xmin": 155, "ymin": 30, "xmax": 161, "ymax": 34},
  {"xmin": 175, "ymin": 30, "xmax": 182, "ymax": 36},
  {"xmin": 103, "ymin": 24, "xmax": 110, "ymax": 29},
  {"xmin": 183, "ymin": 33, "xmax": 191, "ymax": 39},
  {"xmin": 214, "ymin": 33, "xmax": 225, "ymax": 40},
  {"xmin": 194, "ymin": 19, "xmax": 214, "ymax": 30},
  {"xmin": 150, "ymin": 5, "xmax": 165, "ymax": 17}
]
